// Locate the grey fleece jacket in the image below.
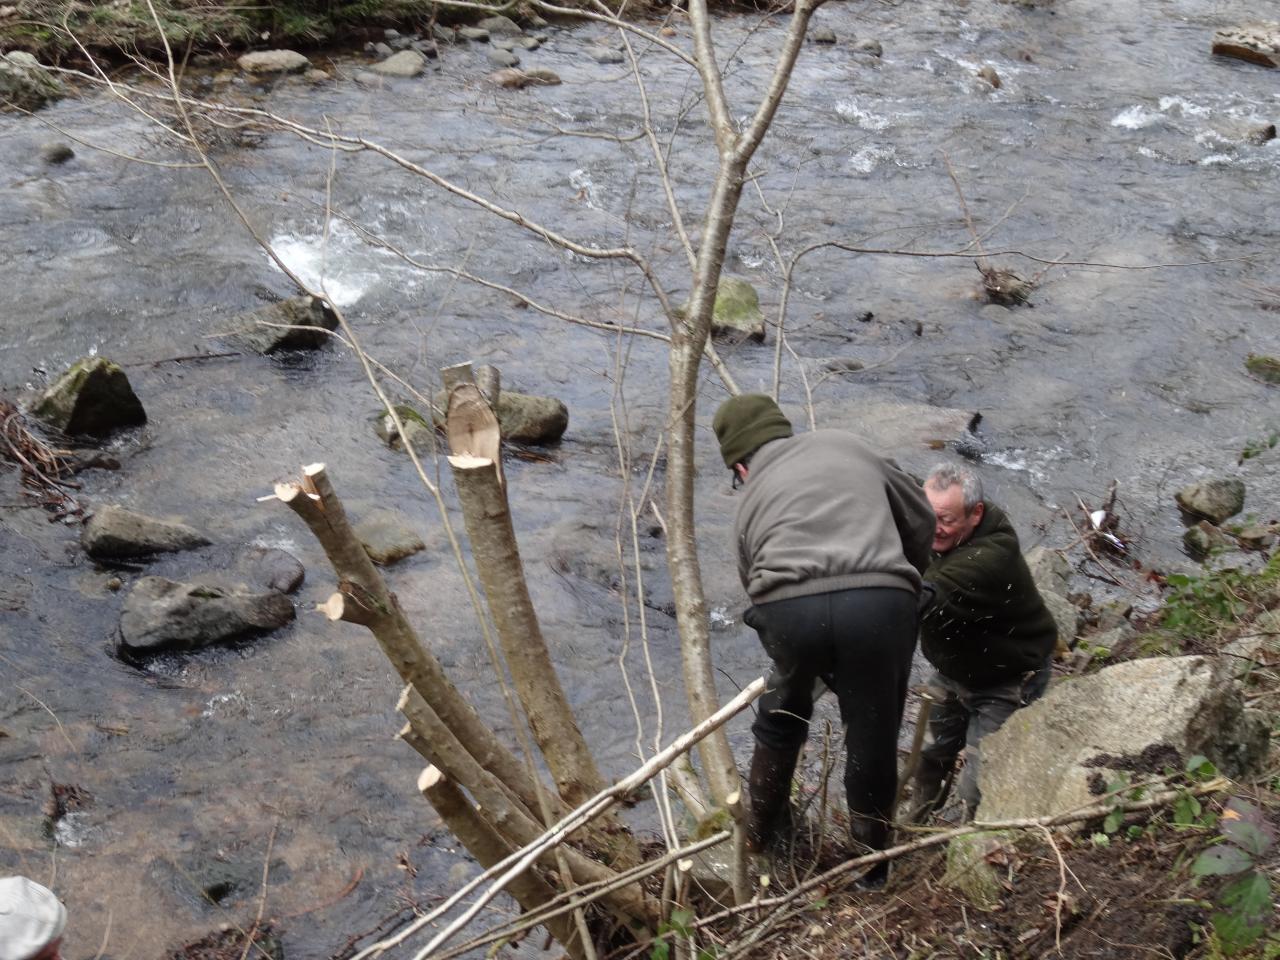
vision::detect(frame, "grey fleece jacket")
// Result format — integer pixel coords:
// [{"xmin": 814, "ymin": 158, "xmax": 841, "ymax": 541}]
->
[{"xmin": 734, "ymin": 430, "xmax": 935, "ymax": 604}]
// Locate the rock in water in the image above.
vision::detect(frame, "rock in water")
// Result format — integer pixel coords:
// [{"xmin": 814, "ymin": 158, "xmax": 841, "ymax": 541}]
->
[
  {"xmin": 1245, "ymin": 353, "xmax": 1280, "ymax": 383},
  {"xmin": 852, "ymin": 38, "xmax": 883, "ymax": 57},
  {"xmin": 82, "ymin": 505, "xmax": 211, "ymax": 559},
  {"xmin": 1211, "ymin": 23, "xmax": 1280, "ymax": 68},
  {"xmin": 355, "ymin": 509, "xmax": 426, "ymax": 565},
  {"xmin": 477, "ymin": 14, "xmax": 523, "ymax": 36},
  {"xmin": 488, "ymin": 49, "xmax": 520, "ymax": 68},
  {"xmin": 1175, "ymin": 477, "xmax": 1246, "ymax": 525},
  {"xmin": 588, "ymin": 47, "xmax": 625, "ymax": 65},
  {"xmin": 494, "ymin": 392, "xmax": 568, "ymax": 443},
  {"xmin": 237, "ymin": 50, "xmax": 310, "ymax": 74},
  {"xmin": 1183, "ymin": 520, "xmax": 1231, "ymax": 560},
  {"xmin": 238, "ymin": 546, "xmax": 305, "ymax": 594},
  {"xmin": 977, "ymin": 64, "xmax": 1001, "ymax": 88},
  {"xmin": 224, "ymin": 296, "xmax": 338, "ymax": 353},
  {"xmin": 119, "ymin": 577, "xmax": 295, "ymax": 655},
  {"xmin": 977, "ymin": 656, "xmax": 1269, "ymax": 822},
  {"xmin": 0, "ymin": 51, "xmax": 65, "ymax": 111},
  {"xmin": 41, "ymin": 142, "xmax": 74, "ymax": 164},
  {"xmin": 811, "ymin": 28, "xmax": 837, "ymax": 44},
  {"xmin": 710, "ymin": 276, "xmax": 767, "ymax": 343},
  {"xmin": 424, "ymin": 390, "xmax": 569, "ymax": 444},
  {"xmin": 457, "ymin": 26, "xmax": 490, "ymax": 41},
  {"xmin": 33, "ymin": 357, "xmax": 146, "ymax": 437},
  {"xmin": 371, "ymin": 50, "xmax": 427, "ymax": 77}
]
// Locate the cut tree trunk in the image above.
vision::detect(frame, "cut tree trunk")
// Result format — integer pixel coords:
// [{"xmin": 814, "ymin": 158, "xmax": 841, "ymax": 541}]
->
[
  {"xmin": 271, "ymin": 464, "xmax": 546, "ymax": 818},
  {"xmin": 445, "ymin": 385, "xmax": 607, "ymax": 809},
  {"xmin": 418, "ymin": 766, "xmax": 587, "ymax": 960}
]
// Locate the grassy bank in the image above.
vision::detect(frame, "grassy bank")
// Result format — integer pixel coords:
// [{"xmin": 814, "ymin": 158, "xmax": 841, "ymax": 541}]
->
[{"xmin": 0, "ymin": 0, "xmax": 522, "ymax": 63}]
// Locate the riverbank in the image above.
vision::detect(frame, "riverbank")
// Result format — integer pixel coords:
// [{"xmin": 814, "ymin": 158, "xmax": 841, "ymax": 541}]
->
[{"xmin": 0, "ymin": 0, "xmax": 670, "ymax": 63}]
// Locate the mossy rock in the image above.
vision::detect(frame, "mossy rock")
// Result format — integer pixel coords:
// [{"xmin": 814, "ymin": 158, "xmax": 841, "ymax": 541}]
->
[
  {"xmin": 32, "ymin": 357, "xmax": 146, "ymax": 437},
  {"xmin": 1245, "ymin": 353, "xmax": 1280, "ymax": 385},
  {"xmin": 942, "ymin": 831, "xmax": 1019, "ymax": 911},
  {"xmin": 710, "ymin": 276, "xmax": 767, "ymax": 343}
]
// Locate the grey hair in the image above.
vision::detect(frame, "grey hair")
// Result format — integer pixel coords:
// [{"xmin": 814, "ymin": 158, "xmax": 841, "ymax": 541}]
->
[{"xmin": 926, "ymin": 463, "xmax": 983, "ymax": 512}]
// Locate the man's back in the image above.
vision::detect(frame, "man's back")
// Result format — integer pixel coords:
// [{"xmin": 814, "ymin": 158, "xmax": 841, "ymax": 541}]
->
[{"xmin": 734, "ymin": 430, "xmax": 933, "ymax": 604}]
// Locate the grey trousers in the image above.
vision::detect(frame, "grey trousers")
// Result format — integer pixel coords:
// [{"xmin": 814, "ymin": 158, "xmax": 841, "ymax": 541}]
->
[{"xmin": 919, "ymin": 662, "xmax": 1051, "ymax": 817}]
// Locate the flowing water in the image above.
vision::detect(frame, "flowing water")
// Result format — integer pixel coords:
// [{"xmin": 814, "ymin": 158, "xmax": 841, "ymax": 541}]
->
[{"xmin": 1, "ymin": 0, "xmax": 1277, "ymax": 955}]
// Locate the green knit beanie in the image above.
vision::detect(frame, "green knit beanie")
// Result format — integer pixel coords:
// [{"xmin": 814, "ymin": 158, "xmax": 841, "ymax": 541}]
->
[{"xmin": 712, "ymin": 394, "xmax": 794, "ymax": 469}]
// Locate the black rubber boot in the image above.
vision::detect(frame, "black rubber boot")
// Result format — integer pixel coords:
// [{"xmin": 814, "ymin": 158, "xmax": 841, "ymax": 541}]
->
[
  {"xmin": 849, "ymin": 815, "xmax": 890, "ymax": 889},
  {"xmin": 745, "ymin": 742, "xmax": 800, "ymax": 854}
]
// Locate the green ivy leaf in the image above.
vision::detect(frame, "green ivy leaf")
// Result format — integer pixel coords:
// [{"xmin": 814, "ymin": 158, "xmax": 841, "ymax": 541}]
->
[
  {"xmin": 1184, "ymin": 755, "xmax": 1217, "ymax": 782},
  {"xmin": 1104, "ymin": 808, "xmax": 1124, "ymax": 835},
  {"xmin": 1192, "ymin": 845, "xmax": 1253, "ymax": 877},
  {"xmin": 1174, "ymin": 793, "xmax": 1202, "ymax": 827}
]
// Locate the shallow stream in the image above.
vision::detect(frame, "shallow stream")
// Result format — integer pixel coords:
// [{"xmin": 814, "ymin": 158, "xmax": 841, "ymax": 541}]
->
[{"xmin": 1, "ymin": 0, "xmax": 1278, "ymax": 955}]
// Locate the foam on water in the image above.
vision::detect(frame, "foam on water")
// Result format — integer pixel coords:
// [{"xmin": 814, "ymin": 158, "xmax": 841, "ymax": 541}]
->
[
  {"xmin": 267, "ymin": 231, "xmax": 368, "ymax": 306},
  {"xmin": 835, "ymin": 98, "xmax": 891, "ymax": 130},
  {"xmin": 848, "ymin": 143, "xmax": 896, "ymax": 174},
  {"xmin": 1111, "ymin": 104, "xmax": 1159, "ymax": 129}
]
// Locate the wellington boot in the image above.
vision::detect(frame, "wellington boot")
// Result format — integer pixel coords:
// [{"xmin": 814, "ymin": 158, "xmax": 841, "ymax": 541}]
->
[
  {"xmin": 745, "ymin": 742, "xmax": 800, "ymax": 854},
  {"xmin": 849, "ymin": 815, "xmax": 890, "ymax": 888}
]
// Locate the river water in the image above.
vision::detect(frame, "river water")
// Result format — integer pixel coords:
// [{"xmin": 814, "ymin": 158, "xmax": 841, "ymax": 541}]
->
[{"xmin": 1, "ymin": 0, "xmax": 1277, "ymax": 955}]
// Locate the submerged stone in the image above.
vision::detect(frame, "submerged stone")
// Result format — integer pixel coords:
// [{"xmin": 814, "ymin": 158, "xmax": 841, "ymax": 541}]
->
[
  {"xmin": 32, "ymin": 357, "xmax": 146, "ymax": 437},
  {"xmin": 1245, "ymin": 353, "xmax": 1280, "ymax": 384},
  {"xmin": 355, "ymin": 509, "xmax": 426, "ymax": 566}
]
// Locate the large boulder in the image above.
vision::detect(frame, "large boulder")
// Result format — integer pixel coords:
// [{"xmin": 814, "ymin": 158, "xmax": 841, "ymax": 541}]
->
[
  {"xmin": 1040, "ymin": 591, "xmax": 1078, "ymax": 653},
  {"xmin": 237, "ymin": 50, "xmax": 310, "ymax": 74},
  {"xmin": 977, "ymin": 656, "xmax": 1270, "ymax": 823},
  {"xmin": 224, "ymin": 296, "xmax": 337, "ymax": 353},
  {"xmin": 32, "ymin": 358, "xmax": 146, "ymax": 437},
  {"xmin": 1175, "ymin": 477, "xmax": 1246, "ymax": 525},
  {"xmin": 1211, "ymin": 23, "xmax": 1280, "ymax": 68},
  {"xmin": 370, "ymin": 50, "xmax": 427, "ymax": 77},
  {"xmin": 1024, "ymin": 546, "xmax": 1070, "ymax": 598},
  {"xmin": 82, "ymin": 505, "xmax": 210, "ymax": 559},
  {"xmin": 119, "ymin": 577, "xmax": 295, "ymax": 656},
  {"xmin": 0, "ymin": 51, "xmax": 65, "ymax": 111},
  {"xmin": 710, "ymin": 277, "xmax": 767, "ymax": 343}
]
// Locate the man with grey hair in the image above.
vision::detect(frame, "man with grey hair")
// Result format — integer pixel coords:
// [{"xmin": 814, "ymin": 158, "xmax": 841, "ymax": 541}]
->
[
  {"xmin": 911, "ymin": 463, "xmax": 1057, "ymax": 821},
  {"xmin": 0, "ymin": 876, "xmax": 66, "ymax": 960}
]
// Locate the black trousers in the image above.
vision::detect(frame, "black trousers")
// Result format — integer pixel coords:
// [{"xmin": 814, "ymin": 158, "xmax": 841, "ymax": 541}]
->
[{"xmin": 746, "ymin": 587, "xmax": 917, "ymax": 845}]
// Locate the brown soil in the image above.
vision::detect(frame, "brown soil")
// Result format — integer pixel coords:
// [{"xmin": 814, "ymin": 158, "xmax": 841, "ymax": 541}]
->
[{"xmin": 741, "ymin": 798, "xmax": 1280, "ymax": 960}]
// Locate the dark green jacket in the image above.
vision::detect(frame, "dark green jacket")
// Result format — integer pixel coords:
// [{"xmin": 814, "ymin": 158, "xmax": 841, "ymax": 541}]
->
[{"xmin": 919, "ymin": 502, "xmax": 1056, "ymax": 689}]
